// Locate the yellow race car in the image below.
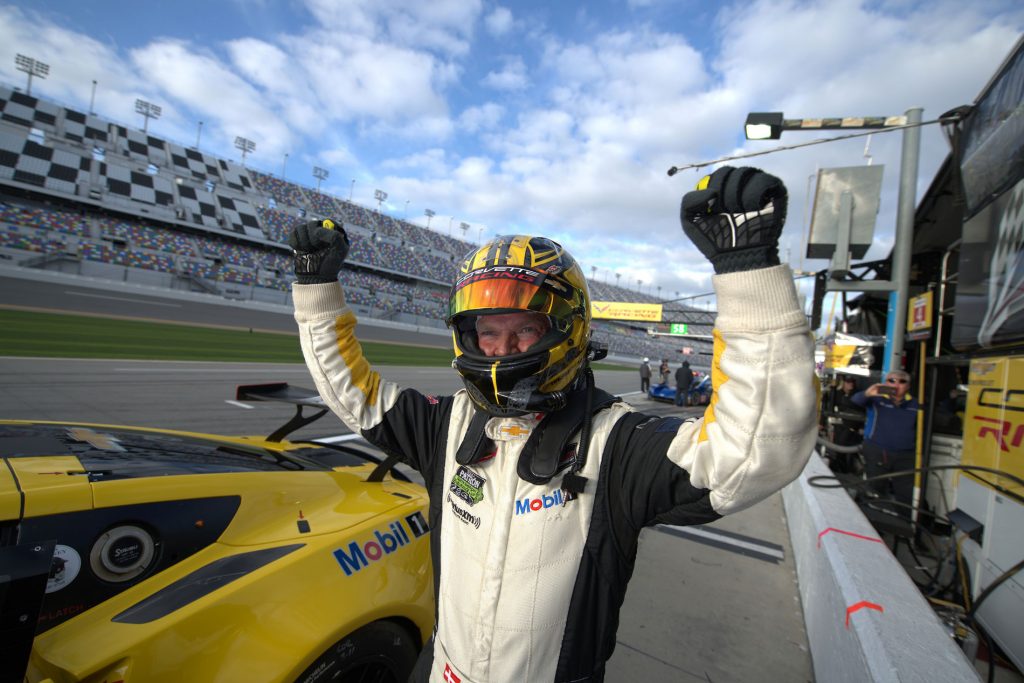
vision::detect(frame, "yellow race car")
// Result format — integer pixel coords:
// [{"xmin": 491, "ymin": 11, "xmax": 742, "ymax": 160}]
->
[{"xmin": 1, "ymin": 383, "xmax": 433, "ymax": 683}]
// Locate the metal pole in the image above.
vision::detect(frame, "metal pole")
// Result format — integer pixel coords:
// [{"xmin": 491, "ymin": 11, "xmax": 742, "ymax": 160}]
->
[
  {"xmin": 89, "ymin": 80, "xmax": 97, "ymax": 115},
  {"xmin": 886, "ymin": 107, "xmax": 922, "ymax": 372},
  {"xmin": 195, "ymin": 121, "xmax": 203, "ymax": 148}
]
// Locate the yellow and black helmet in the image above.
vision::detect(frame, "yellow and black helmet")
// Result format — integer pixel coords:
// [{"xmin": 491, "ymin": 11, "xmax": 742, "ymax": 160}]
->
[{"xmin": 447, "ymin": 235, "xmax": 593, "ymax": 416}]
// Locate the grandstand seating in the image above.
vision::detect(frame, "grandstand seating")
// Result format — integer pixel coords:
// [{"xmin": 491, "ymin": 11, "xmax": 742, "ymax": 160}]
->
[{"xmin": 0, "ymin": 82, "xmax": 710, "ymax": 360}]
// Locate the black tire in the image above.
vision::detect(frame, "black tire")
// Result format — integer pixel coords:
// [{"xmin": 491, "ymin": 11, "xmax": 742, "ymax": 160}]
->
[{"xmin": 294, "ymin": 621, "xmax": 419, "ymax": 683}]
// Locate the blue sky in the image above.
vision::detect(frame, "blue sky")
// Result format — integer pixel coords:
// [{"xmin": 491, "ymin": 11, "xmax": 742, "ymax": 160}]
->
[{"xmin": 1, "ymin": 1, "xmax": 1022, "ymax": 322}]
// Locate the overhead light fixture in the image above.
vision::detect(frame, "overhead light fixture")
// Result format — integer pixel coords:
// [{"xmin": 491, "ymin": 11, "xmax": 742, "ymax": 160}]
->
[{"xmin": 744, "ymin": 112, "xmax": 784, "ymax": 140}]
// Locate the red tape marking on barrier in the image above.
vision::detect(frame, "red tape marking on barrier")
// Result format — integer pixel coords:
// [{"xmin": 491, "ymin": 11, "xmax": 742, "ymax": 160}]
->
[
  {"xmin": 817, "ymin": 527, "xmax": 884, "ymax": 548},
  {"xmin": 845, "ymin": 601, "xmax": 884, "ymax": 628}
]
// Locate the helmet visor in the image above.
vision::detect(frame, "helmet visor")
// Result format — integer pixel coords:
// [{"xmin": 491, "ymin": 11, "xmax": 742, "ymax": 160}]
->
[{"xmin": 449, "ymin": 268, "xmax": 577, "ymax": 323}]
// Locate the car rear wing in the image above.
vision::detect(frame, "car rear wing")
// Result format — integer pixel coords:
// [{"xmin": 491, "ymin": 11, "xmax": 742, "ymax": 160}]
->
[
  {"xmin": 236, "ymin": 383, "xmax": 328, "ymax": 443},
  {"xmin": 235, "ymin": 383, "xmax": 406, "ymax": 483}
]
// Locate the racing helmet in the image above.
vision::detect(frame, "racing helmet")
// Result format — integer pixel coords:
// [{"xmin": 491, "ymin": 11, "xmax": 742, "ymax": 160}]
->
[{"xmin": 447, "ymin": 235, "xmax": 593, "ymax": 416}]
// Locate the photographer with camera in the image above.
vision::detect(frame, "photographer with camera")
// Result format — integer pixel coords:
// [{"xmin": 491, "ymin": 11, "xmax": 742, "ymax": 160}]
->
[{"xmin": 852, "ymin": 369, "xmax": 918, "ymax": 518}]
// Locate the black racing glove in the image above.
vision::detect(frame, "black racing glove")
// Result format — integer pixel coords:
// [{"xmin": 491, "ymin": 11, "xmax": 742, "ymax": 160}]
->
[
  {"xmin": 288, "ymin": 219, "xmax": 349, "ymax": 285},
  {"xmin": 680, "ymin": 166, "xmax": 788, "ymax": 274}
]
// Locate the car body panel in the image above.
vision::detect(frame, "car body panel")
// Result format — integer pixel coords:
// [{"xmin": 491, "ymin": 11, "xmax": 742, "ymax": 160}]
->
[
  {"xmin": 0, "ymin": 416, "xmax": 434, "ymax": 683},
  {"xmin": 0, "ymin": 461, "xmax": 22, "ymax": 520},
  {"xmin": 8, "ymin": 456, "xmax": 94, "ymax": 517}
]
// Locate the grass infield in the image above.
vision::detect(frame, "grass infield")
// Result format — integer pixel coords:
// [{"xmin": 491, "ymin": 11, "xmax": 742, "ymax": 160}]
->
[
  {"xmin": 0, "ymin": 309, "xmax": 455, "ymax": 366},
  {"xmin": 0, "ymin": 309, "xmax": 628, "ymax": 370}
]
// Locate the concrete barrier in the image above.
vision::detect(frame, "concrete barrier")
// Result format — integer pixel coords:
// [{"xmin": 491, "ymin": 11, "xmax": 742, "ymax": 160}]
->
[{"xmin": 782, "ymin": 453, "xmax": 978, "ymax": 682}]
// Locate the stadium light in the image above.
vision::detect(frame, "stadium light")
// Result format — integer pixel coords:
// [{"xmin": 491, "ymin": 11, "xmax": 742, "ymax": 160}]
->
[
  {"xmin": 234, "ymin": 136, "xmax": 255, "ymax": 166},
  {"xmin": 15, "ymin": 54, "xmax": 49, "ymax": 96},
  {"xmin": 89, "ymin": 80, "xmax": 97, "ymax": 115},
  {"xmin": 425, "ymin": 209, "xmax": 435, "ymax": 229},
  {"xmin": 459, "ymin": 222, "xmax": 469, "ymax": 241},
  {"xmin": 374, "ymin": 189, "xmax": 388, "ymax": 213},
  {"xmin": 349, "ymin": 179, "xmax": 355, "ymax": 201},
  {"xmin": 312, "ymin": 166, "xmax": 329, "ymax": 193},
  {"xmin": 281, "ymin": 153, "xmax": 288, "ymax": 180},
  {"xmin": 135, "ymin": 99, "xmax": 162, "ymax": 134},
  {"xmin": 195, "ymin": 121, "xmax": 203, "ymax": 149},
  {"xmin": 477, "ymin": 226, "xmax": 483, "ymax": 244},
  {"xmin": 744, "ymin": 108, "xmax": 922, "ymax": 373},
  {"xmin": 405, "ymin": 200, "xmax": 411, "ymax": 218}
]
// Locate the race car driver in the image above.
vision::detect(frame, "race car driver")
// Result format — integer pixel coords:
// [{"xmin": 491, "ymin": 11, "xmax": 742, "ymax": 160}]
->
[{"xmin": 289, "ymin": 166, "xmax": 817, "ymax": 682}]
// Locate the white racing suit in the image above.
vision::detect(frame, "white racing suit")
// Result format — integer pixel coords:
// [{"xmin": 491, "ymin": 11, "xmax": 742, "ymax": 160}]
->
[{"xmin": 292, "ymin": 264, "xmax": 818, "ymax": 682}]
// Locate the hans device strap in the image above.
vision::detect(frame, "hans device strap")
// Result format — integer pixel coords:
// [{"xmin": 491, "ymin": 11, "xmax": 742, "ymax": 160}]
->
[
  {"xmin": 517, "ymin": 387, "xmax": 618, "ymax": 484},
  {"xmin": 456, "ymin": 387, "xmax": 620, "ymax": 485},
  {"xmin": 455, "ymin": 410, "xmax": 494, "ymax": 466}
]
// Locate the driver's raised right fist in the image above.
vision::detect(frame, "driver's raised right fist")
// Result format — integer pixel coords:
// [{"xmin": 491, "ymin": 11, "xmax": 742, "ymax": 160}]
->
[{"xmin": 288, "ymin": 219, "xmax": 349, "ymax": 285}]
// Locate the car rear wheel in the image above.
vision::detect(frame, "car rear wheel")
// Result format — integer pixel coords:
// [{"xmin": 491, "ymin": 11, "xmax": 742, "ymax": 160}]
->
[{"xmin": 294, "ymin": 620, "xmax": 418, "ymax": 683}]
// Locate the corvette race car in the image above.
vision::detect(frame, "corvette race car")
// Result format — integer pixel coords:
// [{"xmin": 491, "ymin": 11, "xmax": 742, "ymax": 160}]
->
[
  {"xmin": 1, "ymin": 383, "xmax": 432, "ymax": 683},
  {"xmin": 647, "ymin": 375, "xmax": 712, "ymax": 406}
]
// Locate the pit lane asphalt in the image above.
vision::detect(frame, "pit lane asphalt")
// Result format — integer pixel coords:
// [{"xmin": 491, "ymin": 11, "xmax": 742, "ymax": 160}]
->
[{"xmin": 0, "ymin": 274, "xmax": 811, "ymax": 681}]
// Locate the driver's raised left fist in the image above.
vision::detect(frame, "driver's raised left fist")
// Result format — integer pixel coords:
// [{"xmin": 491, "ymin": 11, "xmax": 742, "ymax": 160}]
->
[{"xmin": 289, "ymin": 219, "xmax": 349, "ymax": 285}]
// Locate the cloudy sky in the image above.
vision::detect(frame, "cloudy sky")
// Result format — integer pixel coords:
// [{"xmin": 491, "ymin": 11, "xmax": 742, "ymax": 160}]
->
[{"xmin": 1, "ymin": 0, "xmax": 1021, "ymax": 325}]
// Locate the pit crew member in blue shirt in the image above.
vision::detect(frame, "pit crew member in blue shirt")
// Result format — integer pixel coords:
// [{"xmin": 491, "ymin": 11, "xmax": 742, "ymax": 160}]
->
[{"xmin": 853, "ymin": 369, "xmax": 918, "ymax": 517}]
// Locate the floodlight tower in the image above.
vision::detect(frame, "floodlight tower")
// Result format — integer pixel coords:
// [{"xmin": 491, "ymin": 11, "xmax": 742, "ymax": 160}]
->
[
  {"xmin": 15, "ymin": 54, "xmax": 49, "ymax": 96},
  {"xmin": 312, "ymin": 166, "xmax": 329, "ymax": 193},
  {"xmin": 234, "ymin": 136, "xmax": 255, "ymax": 166},
  {"xmin": 135, "ymin": 99, "xmax": 162, "ymax": 134},
  {"xmin": 374, "ymin": 189, "xmax": 388, "ymax": 213},
  {"xmin": 425, "ymin": 209, "xmax": 435, "ymax": 229},
  {"xmin": 459, "ymin": 222, "xmax": 469, "ymax": 242}
]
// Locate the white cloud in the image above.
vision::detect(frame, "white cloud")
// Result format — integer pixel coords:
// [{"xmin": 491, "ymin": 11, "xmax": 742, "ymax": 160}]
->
[
  {"xmin": 481, "ymin": 56, "xmax": 528, "ymax": 91},
  {"xmin": 0, "ymin": 6, "xmax": 140, "ymax": 112},
  {"xmin": 485, "ymin": 7, "xmax": 515, "ymax": 37},
  {"xmin": 301, "ymin": 0, "xmax": 482, "ymax": 56},
  {"xmin": 459, "ymin": 102, "xmax": 505, "ymax": 133}
]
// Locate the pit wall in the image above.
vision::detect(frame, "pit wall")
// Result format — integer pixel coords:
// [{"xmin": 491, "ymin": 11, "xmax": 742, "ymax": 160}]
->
[{"xmin": 782, "ymin": 452, "xmax": 979, "ymax": 682}]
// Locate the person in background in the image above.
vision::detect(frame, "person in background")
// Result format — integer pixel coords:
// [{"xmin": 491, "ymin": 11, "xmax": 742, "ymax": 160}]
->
[
  {"xmin": 639, "ymin": 357, "xmax": 652, "ymax": 392},
  {"xmin": 288, "ymin": 165, "xmax": 818, "ymax": 682},
  {"xmin": 659, "ymin": 358, "xmax": 671, "ymax": 385},
  {"xmin": 828, "ymin": 375, "xmax": 865, "ymax": 473},
  {"xmin": 675, "ymin": 359, "xmax": 693, "ymax": 406},
  {"xmin": 852, "ymin": 369, "xmax": 918, "ymax": 517}
]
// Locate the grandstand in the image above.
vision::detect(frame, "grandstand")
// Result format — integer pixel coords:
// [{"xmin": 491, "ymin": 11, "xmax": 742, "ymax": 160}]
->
[{"xmin": 0, "ymin": 83, "xmax": 711, "ymax": 363}]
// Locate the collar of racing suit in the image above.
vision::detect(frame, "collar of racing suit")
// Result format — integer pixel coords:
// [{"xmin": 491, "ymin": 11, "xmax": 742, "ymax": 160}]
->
[{"xmin": 455, "ymin": 381, "xmax": 620, "ymax": 486}]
